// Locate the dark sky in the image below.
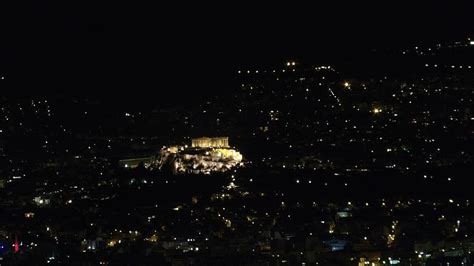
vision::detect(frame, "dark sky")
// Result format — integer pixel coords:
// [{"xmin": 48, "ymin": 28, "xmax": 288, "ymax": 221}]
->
[{"xmin": 1, "ymin": 2, "xmax": 473, "ymax": 102}]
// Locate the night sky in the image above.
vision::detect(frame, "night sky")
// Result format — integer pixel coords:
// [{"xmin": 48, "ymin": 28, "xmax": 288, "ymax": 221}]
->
[{"xmin": 1, "ymin": 2, "xmax": 473, "ymax": 104}]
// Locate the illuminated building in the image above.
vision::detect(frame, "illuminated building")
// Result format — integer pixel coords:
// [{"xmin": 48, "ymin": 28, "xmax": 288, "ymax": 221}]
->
[
  {"xmin": 118, "ymin": 137, "xmax": 242, "ymax": 173},
  {"xmin": 192, "ymin": 137, "xmax": 229, "ymax": 148},
  {"xmin": 24, "ymin": 212, "xmax": 35, "ymax": 218},
  {"xmin": 33, "ymin": 196, "xmax": 50, "ymax": 206},
  {"xmin": 157, "ymin": 137, "xmax": 243, "ymax": 174}
]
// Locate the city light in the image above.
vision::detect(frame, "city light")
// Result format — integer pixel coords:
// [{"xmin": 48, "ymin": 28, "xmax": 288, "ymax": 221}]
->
[
  {"xmin": 373, "ymin": 108, "xmax": 382, "ymax": 114},
  {"xmin": 1, "ymin": 14, "xmax": 472, "ymax": 265}
]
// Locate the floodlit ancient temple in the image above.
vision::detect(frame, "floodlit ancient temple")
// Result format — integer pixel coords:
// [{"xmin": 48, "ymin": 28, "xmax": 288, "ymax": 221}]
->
[
  {"xmin": 192, "ymin": 137, "xmax": 229, "ymax": 148},
  {"xmin": 157, "ymin": 137, "xmax": 242, "ymax": 174}
]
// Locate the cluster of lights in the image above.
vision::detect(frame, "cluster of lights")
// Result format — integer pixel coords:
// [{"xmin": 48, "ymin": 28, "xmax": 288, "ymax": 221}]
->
[
  {"xmin": 373, "ymin": 108, "xmax": 382, "ymax": 114},
  {"xmin": 286, "ymin": 61, "xmax": 296, "ymax": 66},
  {"xmin": 425, "ymin": 63, "xmax": 472, "ymax": 69},
  {"xmin": 314, "ymin": 65, "xmax": 332, "ymax": 71}
]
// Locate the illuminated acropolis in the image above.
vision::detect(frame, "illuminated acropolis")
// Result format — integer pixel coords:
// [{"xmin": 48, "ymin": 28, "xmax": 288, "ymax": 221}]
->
[{"xmin": 149, "ymin": 137, "xmax": 243, "ymax": 174}]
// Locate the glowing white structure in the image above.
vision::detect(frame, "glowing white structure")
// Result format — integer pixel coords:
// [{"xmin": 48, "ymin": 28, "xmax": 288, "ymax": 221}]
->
[
  {"xmin": 156, "ymin": 137, "xmax": 243, "ymax": 174},
  {"xmin": 192, "ymin": 137, "xmax": 229, "ymax": 148}
]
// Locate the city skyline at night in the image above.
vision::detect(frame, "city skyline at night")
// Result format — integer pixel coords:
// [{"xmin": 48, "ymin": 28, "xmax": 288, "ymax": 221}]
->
[{"xmin": 0, "ymin": 2, "xmax": 473, "ymax": 265}]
